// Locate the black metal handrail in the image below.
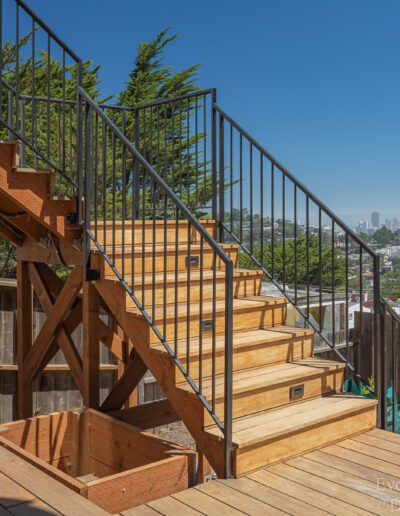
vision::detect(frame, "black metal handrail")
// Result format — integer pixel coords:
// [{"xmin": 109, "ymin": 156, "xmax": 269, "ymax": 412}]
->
[
  {"xmin": 212, "ymin": 103, "xmax": 384, "ymax": 419},
  {"xmin": 80, "ymin": 86, "xmax": 234, "ymax": 477},
  {"xmin": 0, "ymin": 0, "xmax": 83, "ymax": 219}
]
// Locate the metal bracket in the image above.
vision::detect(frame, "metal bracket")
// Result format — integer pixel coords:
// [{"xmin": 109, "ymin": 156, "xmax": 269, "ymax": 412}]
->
[
  {"xmin": 85, "ymin": 269, "xmax": 100, "ymax": 282},
  {"xmin": 66, "ymin": 212, "xmax": 78, "ymax": 225}
]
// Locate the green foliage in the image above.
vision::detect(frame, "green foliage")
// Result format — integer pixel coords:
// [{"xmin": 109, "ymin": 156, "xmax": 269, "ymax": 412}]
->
[
  {"xmin": 239, "ymin": 234, "xmax": 346, "ymax": 288},
  {"xmin": 0, "ymin": 237, "xmax": 16, "ymax": 277},
  {"xmin": 381, "ymin": 270, "xmax": 400, "ymax": 298}
]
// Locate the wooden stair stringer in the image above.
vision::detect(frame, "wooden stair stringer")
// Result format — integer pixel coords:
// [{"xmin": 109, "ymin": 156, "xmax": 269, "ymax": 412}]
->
[
  {"xmin": 94, "ymin": 274, "xmax": 228, "ymax": 478},
  {"xmin": 0, "ymin": 142, "xmax": 80, "ymax": 244}
]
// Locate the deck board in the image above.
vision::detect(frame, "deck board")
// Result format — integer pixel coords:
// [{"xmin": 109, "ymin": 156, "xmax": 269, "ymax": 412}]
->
[
  {"xmin": 1, "ymin": 428, "xmax": 400, "ymax": 514},
  {"xmin": 130, "ymin": 429, "xmax": 400, "ymax": 515}
]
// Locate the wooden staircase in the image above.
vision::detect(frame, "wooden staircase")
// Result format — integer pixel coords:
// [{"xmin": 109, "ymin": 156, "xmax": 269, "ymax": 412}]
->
[
  {"xmin": 0, "ymin": 132, "xmax": 378, "ymax": 479},
  {"xmin": 90, "ymin": 217, "xmax": 378, "ymax": 477}
]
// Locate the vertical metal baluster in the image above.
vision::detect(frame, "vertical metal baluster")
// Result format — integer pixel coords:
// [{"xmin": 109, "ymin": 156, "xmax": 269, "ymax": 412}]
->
[
  {"xmin": 319, "ymin": 207, "xmax": 323, "ymax": 333},
  {"xmin": 47, "ymin": 35, "xmax": 50, "ymax": 161},
  {"xmin": 199, "ymin": 236, "xmax": 204, "ymax": 394},
  {"xmin": 260, "ymin": 154, "xmax": 264, "ymax": 267},
  {"xmin": 20, "ymin": 100, "xmax": 26, "ymax": 165},
  {"xmin": 121, "ymin": 122, "xmax": 126, "ymax": 280},
  {"xmin": 249, "ymin": 143, "xmax": 253, "ymax": 254},
  {"xmin": 345, "ymin": 233, "xmax": 349, "ymax": 367},
  {"xmin": 68, "ymin": 105, "xmax": 72, "ymax": 175},
  {"xmin": 203, "ymin": 94, "xmax": 207, "ymax": 210},
  {"xmin": 94, "ymin": 113, "xmax": 98, "ymax": 242},
  {"xmin": 32, "ymin": 20, "xmax": 37, "ymax": 168},
  {"xmin": 62, "ymin": 51, "xmax": 66, "ymax": 175},
  {"xmin": 331, "ymin": 220, "xmax": 335, "ymax": 348},
  {"xmin": 152, "ymin": 180, "xmax": 156, "ymax": 322},
  {"xmin": 211, "ymin": 251, "xmax": 217, "ymax": 414},
  {"xmin": 271, "ymin": 163, "xmax": 275, "ymax": 279},
  {"xmin": 131, "ymin": 153, "xmax": 136, "ymax": 290},
  {"xmin": 219, "ymin": 115, "xmax": 225, "ymax": 242},
  {"xmin": 179, "ymin": 100, "xmax": 182, "ymax": 197},
  {"xmin": 239, "ymin": 134, "xmax": 243, "ymax": 242},
  {"xmin": 102, "ymin": 123, "xmax": 107, "ymax": 250},
  {"xmin": 142, "ymin": 167, "xmax": 146, "ymax": 310},
  {"xmin": 393, "ymin": 319, "xmax": 398, "ymax": 432},
  {"xmin": 112, "ymin": 131, "xmax": 116, "ymax": 261},
  {"xmin": 359, "ymin": 248, "xmax": 363, "ymax": 358},
  {"xmin": 174, "ymin": 207, "xmax": 179, "ymax": 357},
  {"xmin": 230, "ymin": 124, "xmax": 233, "ymax": 233},
  {"xmin": 282, "ymin": 172, "xmax": 286, "ymax": 291},
  {"xmin": 186, "ymin": 222, "xmax": 191, "ymax": 376},
  {"xmin": 294, "ymin": 185, "xmax": 298, "ymax": 304},
  {"xmin": 195, "ymin": 96, "xmax": 199, "ymax": 207},
  {"xmin": 15, "ymin": 3, "xmax": 19, "ymax": 135},
  {"xmin": 187, "ymin": 98, "xmax": 191, "ymax": 201},
  {"xmin": 392, "ymin": 316, "xmax": 396, "ymax": 431},
  {"xmin": 162, "ymin": 191, "xmax": 167, "ymax": 338},
  {"xmin": 306, "ymin": 196, "xmax": 309, "ymax": 317},
  {"xmin": 171, "ymin": 102, "xmax": 175, "ymax": 193}
]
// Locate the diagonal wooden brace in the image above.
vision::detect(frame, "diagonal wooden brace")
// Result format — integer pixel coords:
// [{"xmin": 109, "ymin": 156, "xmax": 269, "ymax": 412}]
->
[
  {"xmin": 28, "ymin": 262, "xmax": 84, "ymax": 393},
  {"xmin": 100, "ymin": 349, "xmax": 147, "ymax": 413},
  {"xmin": 23, "ymin": 266, "xmax": 83, "ymax": 385}
]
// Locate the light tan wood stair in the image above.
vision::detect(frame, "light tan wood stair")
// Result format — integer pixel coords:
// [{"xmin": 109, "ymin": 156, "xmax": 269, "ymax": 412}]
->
[{"xmin": 91, "ymin": 218, "xmax": 378, "ymax": 478}]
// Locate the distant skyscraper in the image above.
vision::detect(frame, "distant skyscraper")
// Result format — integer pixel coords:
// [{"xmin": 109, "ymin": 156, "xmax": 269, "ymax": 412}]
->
[
  {"xmin": 371, "ymin": 212, "xmax": 379, "ymax": 228},
  {"xmin": 393, "ymin": 218, "xmax": 400, "ymax": 232}
]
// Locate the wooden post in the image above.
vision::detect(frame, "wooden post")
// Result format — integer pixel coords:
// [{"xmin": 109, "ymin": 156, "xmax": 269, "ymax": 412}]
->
[
  {"xmin": 83, "ymin": 280, "xmax": 100, "ymax": 408},
  {"xmin": 17, "ymin": 260, "xmax": 33, "ymax": 418}
]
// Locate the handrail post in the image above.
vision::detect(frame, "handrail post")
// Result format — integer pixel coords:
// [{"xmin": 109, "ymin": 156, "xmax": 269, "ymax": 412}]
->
[
  {"xmin": 218, "ymin": 113, "xmax": 225, "ymax": 243},
  {"xmin": 76, "ymin": 61, "xmax": 83, "ymax": 226},
  {"xmin": 211, "ymin": 88, "xmax": 217, "ymax": 222},
  {"xmin": 373, "ymin": 255, "xmax": 385, "ymax": 428},
  {"xmin": 224, "ymin": 258, "xmax": 233, "ymax": 478},
  {"xmin": 83, "ymin": 100, "xmax": 92, "ymax": 279}
]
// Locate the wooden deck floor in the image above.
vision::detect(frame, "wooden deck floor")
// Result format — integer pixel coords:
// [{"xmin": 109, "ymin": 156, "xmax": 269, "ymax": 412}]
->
[
  {"xmin": 2, "ymin": 428, "xmax": 400, "ymax": 514},
  {"xmin": 126, "ymin": 428, "xmax": 400, "ymax": 516}
]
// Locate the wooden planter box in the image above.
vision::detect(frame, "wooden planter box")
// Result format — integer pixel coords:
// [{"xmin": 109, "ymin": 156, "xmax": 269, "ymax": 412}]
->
[{"xmin": 0, "ymin": 408, "xmax": 195, "ymax": 514}]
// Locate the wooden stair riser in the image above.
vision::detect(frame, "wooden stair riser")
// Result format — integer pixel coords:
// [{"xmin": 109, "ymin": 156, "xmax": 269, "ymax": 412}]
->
[
  {"xmin": 172, "ymin": 336, "xmax": 314, "ymax": 381},
  {"xmin": 101, "ymin": 246, "xmax": 239, "ymax": 277},
  {"xmin": 200, "ymin": 368, "xmax": 345, "ymax": 425},
  {"xmin": 91, "ymin": 221, "xmax": 217, "ymax": 247},
  {"xmin": 125, "ymin": 273, "xmax": 262, "ymax": 307},
  {"xmin": 148, "ymin": 304, "xmax": 287, "ymax": 345},
  {"xmin": 233, "ymin": 405, "xmax": 377, "ymax": 476}
]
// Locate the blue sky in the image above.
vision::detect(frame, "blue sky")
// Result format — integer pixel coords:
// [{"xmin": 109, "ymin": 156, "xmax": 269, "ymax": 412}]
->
[{"xmin": 27, "ymin": 0, "xmax": 400, "ymax": 223}]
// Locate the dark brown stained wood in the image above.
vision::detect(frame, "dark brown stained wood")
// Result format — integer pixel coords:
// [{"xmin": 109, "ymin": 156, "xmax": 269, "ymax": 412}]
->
[
  {"xmin": 83, "ymin": 280, "xmax": 100, "ymax": 408},
  {"xmin": 0, "ymin": 216, "xmax": 24, "ymax": 246},
  {"xmin": 109, "ymin": 398, "xmax": 179, "ymax": 429},
  {"xmin": 17, "ymin": 260, "xmax": 32, "ymax": 419},
  {"xmin": 28, "ymin": 262, "xmax": 83, "ymax": 393},
  {"xmin": 22, "ymin": 266, "xmax": 83, "ymax": 385},
  {"xmin": 100, "ymin": 349, "xmax": 147, "ymax": 412},
  {"xmin": 98, "ymin": 318, "xmax": 125, "ymax": 362}
]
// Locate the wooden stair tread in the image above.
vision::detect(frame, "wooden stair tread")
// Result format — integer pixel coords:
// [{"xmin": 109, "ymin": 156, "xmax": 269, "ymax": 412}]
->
[
  {"xmin": 92, "ymin": 242, "xmax": 239, "ymax": 255},
  {"xmin": 150, "ymin": 326, "xmax": 314, "ymax": 355},
  {"xmin": 206, "ymin": 394, "xmax": 378, "ymax": 448},
  {"xmin": 178, "ymin": 357, "xmax": 345, "ymax": 398},
  {"xmin": 127, "ymin": 295, "xmax": 287, "ymax": 319},
  {"xmin": 114, "ymin": 267, "xmax": 263, "ymax": 284}
]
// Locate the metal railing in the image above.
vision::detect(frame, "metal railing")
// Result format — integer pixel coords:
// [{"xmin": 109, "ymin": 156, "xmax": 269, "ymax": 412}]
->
[
  {"xmin": 214, "ymin": 103, "xmax": 384, "ymax": 419},
  {"xmin": 380, "ymin": 298, "xmax": 400, "ymax": 431},
  {"xmin": 81, "ymin": 87, "xmax": 234, "ymax": 477},
  {"xmin": 0, "ymin": 0, "xmax": 83, "ymax": 219}
]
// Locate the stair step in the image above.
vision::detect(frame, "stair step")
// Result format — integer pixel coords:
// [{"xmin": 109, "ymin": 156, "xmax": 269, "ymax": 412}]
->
[
  {"xmin": 128, "ymin": 295, "xmax": 287, "ymax": 344},
  {"xmin": 179, "ymin": 357, "xmax": 345, "ymax": 421},
  {"xmin": 124, "ymin": 268, "xmax": 263, "ymax": 305},
  {"xmin": 93, "ymin": 242, "xmax": 239, "ymax": 276},
  {"xmin": 206, "ymin": 394, "xmax": 377, "ymax": 476},
  {"xmin": 91, "ymin": 219, "xmax": 217, "ymax": 245},
  {"xmin": 151, "ymin": 326, "xmax": 314, "ymax": 379}
]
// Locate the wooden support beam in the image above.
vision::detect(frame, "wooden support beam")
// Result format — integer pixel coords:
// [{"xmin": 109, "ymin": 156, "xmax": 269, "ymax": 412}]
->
[
  {"xmin": 83, "ymin": 281, "xmax": 100, "ymax": 408},
  {"xmin": 37, "ymin": 263, "xmax": 125, "ymax": 362},
  {"xmin": 17, "ymin": 260, "xmax": 33, "ymax": 418},
  {"xmin": 28, "ymin": 262, "xmax": 84, "ymax": 393},
  {"xmin": 0, "ymin": 216, "xmax": 24, "ymax": 246},
  {"xmin": 100, "ymin": 349, "xmax": 147, "ymax": 413},
  {"xmin": 109, "ymin": 399, "xmax": 179, "ymax": 429},
  {"xmin": 23, "ymin": 267, "xmax": 82, "ymax": 385}
]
